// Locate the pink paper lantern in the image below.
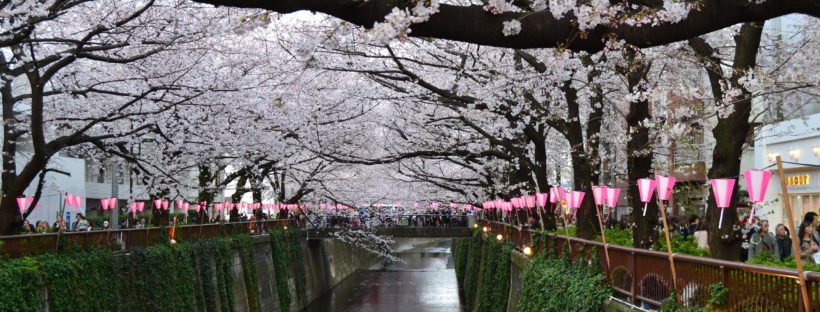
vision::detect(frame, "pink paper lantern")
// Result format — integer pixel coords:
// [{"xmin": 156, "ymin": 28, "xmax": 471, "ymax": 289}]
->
[
  {"xmin": 108, "ymin": 198, "xmax": 117, "ymax": 210},
  {"xmin": 557, "ymin": 187, "xmax": 566, "ymax": 201},
  {"xmin": 162, "ymin": 201, "xmax": 169, "ymax": 210},
  {"xmin": 17, "ymin": 197, "xmax": 29, "ymax": 212},
  {"xmin": 414, "ymin": 202, "xmax": 419, "ymax": 208},
  {"xmin": 65, "ymin": 194, "xmax": 75, "ymax": 208},
  {"xmin": 711, "ymin": 179, "xmax": 736, "ymax": 229},
  {"xmin": 592, "ymin": 186, "xmax": 607, "ymax": 206},
  {"xmin": 569, "ymin": 191, "xmax": 585, "ymax": 220},
  {"xmin": 744, "ymin": 170, "xmax": 772, "ymax": 203},
  {"xmin": 536, "ymin": 193, "xmax": 548, "ymax": 207},
  {"xmin": 73, "ymin": 195, "xmax": 82, "ymax": 209},
  {"xmin": 136, "ymin": 202, "xmax": 145, "ymax": 212},
  {"xmin": 744, "ymin": 169, "xmax": 772, "ymax": 223},
  {"xmin": 525, "ymin": 195, "xmax": 536, "ymax": 208},
  {"xmin": 176, "ymin": 200, "xmax": 185, "ymax": 211},
  {"xmin": 549, "ymin": 188, "xmax": 558, "ymax": 203},
  {"xmin": 655, "ymin": 176, "xmax": 676, "ymax": 201},
  {"xmin": 101, "ymin": 198, "xmax": 110, "ymax": 210},
  {"xmin": 153, "ymin": 199, "xmax": 162, "ymax": 210},
  {"xmin": 605, "ymin": 188, "xmax": 621, "ymax": 208},
  {"xmin": 637, "ymin": 178, "xmax": 656, "ymax": 216}
]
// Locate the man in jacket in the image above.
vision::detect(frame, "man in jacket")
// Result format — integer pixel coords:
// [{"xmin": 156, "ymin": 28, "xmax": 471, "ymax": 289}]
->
[{"xmin": 748, "ymin": 220, "xmax": 777, "ymax": 261}]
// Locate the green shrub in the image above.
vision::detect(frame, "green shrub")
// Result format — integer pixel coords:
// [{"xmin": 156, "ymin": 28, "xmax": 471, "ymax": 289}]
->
[
  {"xmin": 747, "ymin": 251, "xmax": 820, "ymax": 271},
  {"xmin": 517, "ymin": 248, "xmax": 612, "ymax": 312},
  {"xmin": 653, "ymin": 235, "xmax": 710, "ymax": 257}
]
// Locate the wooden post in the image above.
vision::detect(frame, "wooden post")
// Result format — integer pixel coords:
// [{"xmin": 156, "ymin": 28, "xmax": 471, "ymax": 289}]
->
[
  {"xmin": 591, "ymin": 183, "xmax": 611, "ymax": 277},
  {"xmin": 515, "ymin": 207, "xmax": 524, "ymax": 228},
  {"xmin": 536, "ymin": 204, "xmax": 546, "ymax": 232},
  {"xmin": 775, "ymin": 156, "xmax": 811, "ymax": 310},
  {"xmin": 657, "ymin": 198, "xmax": 679, "ymax": 301},
  {"xmin": 595, "ymin": 203, "xmax": 612, "ymax": 277}
]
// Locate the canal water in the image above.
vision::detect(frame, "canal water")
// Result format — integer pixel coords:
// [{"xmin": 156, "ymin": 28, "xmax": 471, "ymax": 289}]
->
[{"xmin": 302, "ymin": 238, "xmax": 463, "ymax": 312}]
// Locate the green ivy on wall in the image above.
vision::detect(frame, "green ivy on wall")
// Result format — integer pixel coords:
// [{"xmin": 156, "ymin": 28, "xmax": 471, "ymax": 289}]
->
[
  {"xmin": 453, "ymin": 238, "xmax": 469, "ymax": 300},
  {"xmin": 286, "ymin": 229, "xmax": 307, "ymax": 305},
  {"xmin": 516, "ymin": 247, "xmax": 612, "ymax": 312},
  {"xmin": 476, "ymin": 236, "xmax": 513, "ymax": 312},
  {"xmin": 461, "ymin": 229, "xmax": 485, "ymax": 309},
  {"xmin": 234, "ymin": 235, "xmax": 261, "ymax": 312},
  {"xmin": 0, "ymin": 235, "xmax": 250, "ymax": 312},
  {"xmin": 269, "ymin": 228, "xmax": 307, "ymax": 312}
]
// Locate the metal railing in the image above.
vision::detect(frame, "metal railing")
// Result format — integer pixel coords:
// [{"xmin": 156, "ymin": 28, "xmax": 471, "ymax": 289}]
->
[
  {"xmin": 0, "ymin": 220, "xmax": 291, "ymax": 259},
  {"xmin": 482, "ymin": 220, "xmax": 820, "ymax": 311}
]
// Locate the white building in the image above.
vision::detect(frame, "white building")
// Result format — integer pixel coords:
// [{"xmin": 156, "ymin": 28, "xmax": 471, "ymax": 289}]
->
[{"xmin": 754, "ymin": 112, "xmax": 820, "ymax": 225}]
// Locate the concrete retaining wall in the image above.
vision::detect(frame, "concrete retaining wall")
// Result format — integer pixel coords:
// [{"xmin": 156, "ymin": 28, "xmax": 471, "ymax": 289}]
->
[{"xmin": 227, "ymin": 234, "xmax": 378, "ymax": 312}]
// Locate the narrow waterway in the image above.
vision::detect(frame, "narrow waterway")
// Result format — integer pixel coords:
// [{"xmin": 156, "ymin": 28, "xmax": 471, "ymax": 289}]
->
[{"xmin": 302, "ymin": 238, "xmax": 463, "ymax": 312}]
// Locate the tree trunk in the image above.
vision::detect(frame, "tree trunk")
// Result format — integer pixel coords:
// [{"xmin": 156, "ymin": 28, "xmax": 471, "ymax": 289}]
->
[
  {"xmin": 229, "ymin": 175, "xmax": 248, "ymax": 222},
  {"xmin": 704, "ymin": 22, "xmax": 764, "ymax": 261},
  {"xmin": 194, "ymin": 165, "xmax": 216, "ymax": 224},
  {"xmin": 617, "ymin": 52, "xmax": 659, "ymax": 249},
  {"xmin": 530, "ymin": 125, "xmax": 557, "ymax": 230}
]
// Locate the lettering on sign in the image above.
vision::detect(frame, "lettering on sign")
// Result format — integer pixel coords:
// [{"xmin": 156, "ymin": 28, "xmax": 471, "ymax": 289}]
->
[{"xmin": 786, "ymin": 175, "xmax": 810, "ymax": 186}]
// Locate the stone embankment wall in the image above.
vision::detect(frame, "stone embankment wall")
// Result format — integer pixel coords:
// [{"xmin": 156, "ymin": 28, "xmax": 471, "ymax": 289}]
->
[{"xmin": 238, "ymin": 233, "xmax": 379, "ymax": 312}]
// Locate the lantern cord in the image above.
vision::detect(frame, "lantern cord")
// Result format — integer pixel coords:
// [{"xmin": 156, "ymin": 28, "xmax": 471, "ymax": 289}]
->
[
  {"xmin": 782, "ymin": 161, "xmax": 820, "ymax": 168},
  {"xmin": 591, "ymin": 161, "xmax": 820, "ymax": 189}
]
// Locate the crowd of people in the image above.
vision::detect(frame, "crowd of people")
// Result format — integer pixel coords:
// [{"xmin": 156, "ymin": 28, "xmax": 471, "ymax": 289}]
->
[
  {"xmin": 20, "ymin": 213, "xmax": 99, "ymax": 234},
  {"xmin": 300, "ymin": 207, "xmax": 474, "ymax": 229},
  {"xmin": 16, "ymin": 206, "xmax": 476, "ymax": 234},
  {"xmin": 661, "ymin": 210, "xmax": 820, "ymax": 266}
]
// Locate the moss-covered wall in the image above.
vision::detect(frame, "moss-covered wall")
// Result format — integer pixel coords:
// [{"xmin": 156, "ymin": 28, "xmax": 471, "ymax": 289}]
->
[{"xmin": 0, "ymin": 230, "xmax": 378, "ymax": 312}]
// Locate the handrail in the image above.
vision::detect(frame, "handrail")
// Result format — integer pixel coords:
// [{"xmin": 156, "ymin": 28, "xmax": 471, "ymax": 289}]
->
[
  {"xmin": 482, "ymin": 220, "xmax": 820, "ymax": 310},
  {"xmin": 0, "ymin": 220, "xmax": 291, "ymax": 259}
]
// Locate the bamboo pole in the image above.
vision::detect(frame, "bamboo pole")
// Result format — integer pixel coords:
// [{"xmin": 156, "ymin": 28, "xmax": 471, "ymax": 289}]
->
[
  {"xmin": 775, "ymin": 156, "xmax": 811, "ymax": 310},
  {"xmin": 592, "ymin": 184, "xmax": 612, "ymax": 277},
  {"xmin": 537, "ymin": 204, "xmax": 546, "ymax": 232},
  {"xmin": 657, "ymin": 198, "xmax": 679, "ymax": 302},
  {"xmin": 515, "ymin": 205, "xmax": 524, "ymax": 228}
]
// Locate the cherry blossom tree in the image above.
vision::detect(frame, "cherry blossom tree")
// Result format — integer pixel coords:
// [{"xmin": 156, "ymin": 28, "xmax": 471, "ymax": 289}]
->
[{"xmin": 193, "ymin": 0, "xmax": 817, "ymax": 51}]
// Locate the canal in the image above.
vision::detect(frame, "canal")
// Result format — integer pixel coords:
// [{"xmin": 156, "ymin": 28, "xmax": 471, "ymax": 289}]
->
[{"xmin": 302, "ymin": 238, "xmax": 463, "ymax": 312}]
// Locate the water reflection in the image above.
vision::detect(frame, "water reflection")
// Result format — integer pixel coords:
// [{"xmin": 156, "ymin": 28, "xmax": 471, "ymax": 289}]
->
[{"xmin": 302, "ymin": 238, "xmax": 463, "ymax": 312}]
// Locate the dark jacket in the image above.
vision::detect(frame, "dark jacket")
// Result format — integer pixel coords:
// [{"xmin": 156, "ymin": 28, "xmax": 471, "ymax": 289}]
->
[{"xmin": 775, "ymin": 236, "xmax": 794, "ymax": 261}]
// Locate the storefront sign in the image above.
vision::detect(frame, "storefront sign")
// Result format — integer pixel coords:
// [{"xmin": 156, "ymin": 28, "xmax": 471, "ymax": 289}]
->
[{"xmin": 786, "ymin": 174, "xmax": 811, "ymax": 186}]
